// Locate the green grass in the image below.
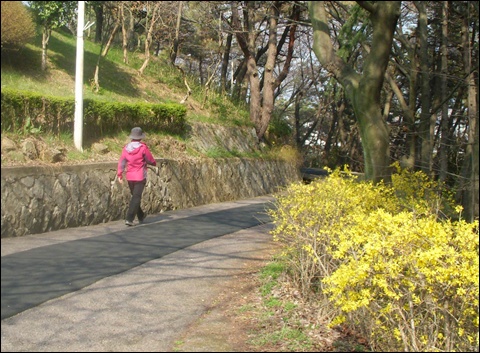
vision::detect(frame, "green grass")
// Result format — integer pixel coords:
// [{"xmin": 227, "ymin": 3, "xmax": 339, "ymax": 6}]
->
[
  {"xmin": 172, "ymin": 340, "xmax": 184, "ymax": 352},
  {"xmin": 238, "ymin": 303, "xmax": 256, "ymax": 313},
  {"xmin": 259, "ymin": 261, "xmax": 285, "ymax": 297},
  {"xmin": 1, "ymin": 28, "xmax": 249, "ymax": 120},
  {"xmin": 250, "ymin": 326, "xmax": 314, "ymax": 351},
  {"xmin": 242, "ymin": 259, "xmax": 326, "ymax": 351}
]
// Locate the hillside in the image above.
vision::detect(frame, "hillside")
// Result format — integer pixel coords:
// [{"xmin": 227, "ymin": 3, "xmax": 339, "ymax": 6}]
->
[
  {"xmin": 1, "ymin": 28, "xmax": 214, "ymax": 109},
  {"xmin": 1, "ymin": 29, "xmax": 263, "ymax": 168}
]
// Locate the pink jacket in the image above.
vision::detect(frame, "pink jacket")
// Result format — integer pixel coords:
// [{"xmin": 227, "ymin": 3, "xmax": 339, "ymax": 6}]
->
[{"xmin": 117, "ymin": 141, "xmax": 157, "ymax": 181}]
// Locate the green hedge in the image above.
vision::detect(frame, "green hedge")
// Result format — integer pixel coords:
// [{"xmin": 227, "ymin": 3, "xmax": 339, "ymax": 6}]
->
[{"xmin": 1, "ymin": 89, "xmax": 187, "ymax": 137}]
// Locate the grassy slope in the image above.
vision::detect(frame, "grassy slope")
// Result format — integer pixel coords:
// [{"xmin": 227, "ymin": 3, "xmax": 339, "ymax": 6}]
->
[
  {"xmin": 1, "ymin": 29, "xmax": 253, "ymax": 165},
  {"xmin": 1, "ymin": 28, "xmax": 224, "ymax": 111}
]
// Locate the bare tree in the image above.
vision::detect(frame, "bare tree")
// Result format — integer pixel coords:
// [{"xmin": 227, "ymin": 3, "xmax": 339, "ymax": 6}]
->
[
  {"xmin": 138, "ymin": 1, "xmax": 161, "ymax": 75},
  {"xmin": 231, "ymin": 1, "xmax": 300, "ymax": 141},
  {"xmin": 91, "ymin": 2, "xmax": 121, "ymax": 93},
  {"xmin": 170, "ymin": 1, "xmax": 183, "ymax": 65}
]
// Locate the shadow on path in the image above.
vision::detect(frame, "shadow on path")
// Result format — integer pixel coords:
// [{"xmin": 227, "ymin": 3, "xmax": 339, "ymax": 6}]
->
[{"xmin": 1, "ymin": 202, "xmax": 272, "ymax": 320}]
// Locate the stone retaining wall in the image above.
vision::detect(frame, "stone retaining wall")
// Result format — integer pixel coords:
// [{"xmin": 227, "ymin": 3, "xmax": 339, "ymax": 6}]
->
[{"xmin": 1, "ymin": 158, "xmax": 301, "ymax": 238}]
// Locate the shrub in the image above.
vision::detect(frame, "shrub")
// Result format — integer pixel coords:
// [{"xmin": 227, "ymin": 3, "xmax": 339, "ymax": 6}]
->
[
  {"xmin": 1, "ymin": 89, "xmax": 187, "ymax": 137},
  {"xmin": 267, "ymin": 145, "xmax": 303, "ymax": 167},
  {"xmin": 324, "ymin": 210, "xmax": 478, "ymax": 352},
  {"xmin": 1, "ymin": 2, "xmax": 36, "ymax": 48},
  {"xmin": 390, "ymin": 161, "xmax": 458, "ymax": 219},
  {"xmin": 269, "ymin": 166, "xmax": 479, "ymax": 352},
  {"xmin": 269, "ymin": 167, "xmax": 393, "ymax": 295}
]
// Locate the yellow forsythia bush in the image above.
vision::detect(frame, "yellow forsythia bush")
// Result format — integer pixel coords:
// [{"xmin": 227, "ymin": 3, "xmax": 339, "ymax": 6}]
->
[
  {"xmin": 269, "ymin": 166, "xmax": 479, "ymax": 352},
  {"xmin": 325, "ymin": 210, "xmax": 478, "ymax": 352},
  {"xmin": 269, "ymin": 167, "xmax": 394, "ymax": 295}
]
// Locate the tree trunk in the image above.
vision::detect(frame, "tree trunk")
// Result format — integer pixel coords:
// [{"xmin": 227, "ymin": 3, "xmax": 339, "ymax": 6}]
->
[
  {"xmin": 170, "ymin": 1, "xmax": 183, "ymax": 65},
  {"xmin": 385, "ymin": 10, "xmax": 420, "ymax": 170},
  {"xmin": 127, "ymin": 7, "xmax": 136, "ymax": 51},
  {"xmin": 308, "ymin": 1, "xmax": 400, "ymax": 182},
  {"xmin": 94, "ymin": 3, "xmax": 103, "ymax": 43},
  {"xmin": 220, "ymin": 32, "xmax": 233, "ymax": 93},
  {"xmin": 92, "ymin": 53, "xmax": 101, "ymax": 93},
  {"xmin": 246, "ymin": 54, "xmax": 262, "ymax": 136},
  {"xmin": 259, "ymin": 3, "xmax": 280, "ymax": 141},
  {"xmin": 231, "ymin": 2, "xmax": 262, "ymax": 136},
  {"xmin": 468, "ymin": 79, "xmax": 479, "ymax": 221},
  {"xmin": 230, "ymin": 59, "xmax": 247, "ymax": 101},
  {"xmin": 438, "ymin": 2, "xmax": 449, "ymax": 182},
  {"xmin": 92, "ymin": 6, "xmax": 121, "ymax": 93},
  {"xmin": 138, "ymin": 3, "xmax": 160, "ymax": 76},
  {"xmin": 41, "ymin": 27, "xmax": 50, "ymax": 71},
  {"xmin": 460, "ymin": 3, "xmax": 479, "ymax": 221},
  {"xmin": 416, "ymin": 1, "xmax": 433, "ymax": 175},
  {"xmin": 120, "ymin": 2, "xmax": 129, "ymax": 64},
  {"xmin": 101, "ymin": 21, "xmax": 120, "ymax": 58},
  {"xmin": 231, "ymin": 1, "xmax": 298, "ymax": 141}
]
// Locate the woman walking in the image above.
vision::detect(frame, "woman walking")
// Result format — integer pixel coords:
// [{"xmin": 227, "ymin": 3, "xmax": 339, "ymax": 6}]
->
[{"xmin": 117, "ymin": 127, "xmax": 157, "ymax": 226}]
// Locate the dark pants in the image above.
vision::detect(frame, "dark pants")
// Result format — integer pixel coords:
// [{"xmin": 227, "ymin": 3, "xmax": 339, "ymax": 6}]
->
[{"xmin": 126, "ymin": 179, "xmax": 146, "ymax": 222}]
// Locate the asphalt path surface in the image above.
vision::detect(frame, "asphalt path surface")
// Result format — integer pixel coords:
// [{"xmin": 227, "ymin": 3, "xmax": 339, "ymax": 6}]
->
[{"xmin": 1, "ymin": 196, "xmax": 276, "ymax": 352}]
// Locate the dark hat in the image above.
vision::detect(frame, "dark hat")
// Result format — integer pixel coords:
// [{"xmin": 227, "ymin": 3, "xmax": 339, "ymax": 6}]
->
[{"xmin": 129, "ymin": 127, "xmax": 145, "ymax": 140}]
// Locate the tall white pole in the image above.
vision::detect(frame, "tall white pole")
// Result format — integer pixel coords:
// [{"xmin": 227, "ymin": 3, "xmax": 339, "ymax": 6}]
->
[{"xmin": 74, "ymin": 1, "xmax": 85, "ymax": 152}]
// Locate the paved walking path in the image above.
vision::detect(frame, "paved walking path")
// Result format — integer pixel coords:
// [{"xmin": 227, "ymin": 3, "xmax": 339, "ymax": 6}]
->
[{"xmin": 1, "ymin": 196, "xmax": 276, "ymax": 352}]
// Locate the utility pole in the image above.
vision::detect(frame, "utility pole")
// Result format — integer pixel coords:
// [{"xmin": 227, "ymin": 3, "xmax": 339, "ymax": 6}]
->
[{"xmin": 74, "ymin": 1, "xmax": 85, "ymax": 152}]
